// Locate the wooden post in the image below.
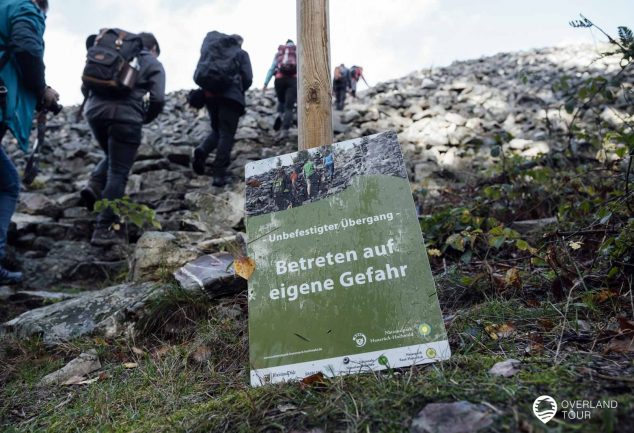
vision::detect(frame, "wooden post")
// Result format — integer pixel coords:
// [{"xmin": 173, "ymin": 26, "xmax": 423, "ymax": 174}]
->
[{"xmin": 297, "ymin": 0, "xmax": 333, "ymax": 150}]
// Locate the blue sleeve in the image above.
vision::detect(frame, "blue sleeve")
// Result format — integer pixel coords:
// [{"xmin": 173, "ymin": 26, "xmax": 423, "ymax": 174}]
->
[
  {"xmin": 10, "ymin": 4, "xmax": 45, "ymax": 57},
  {"xmin": 264, "ymin": 55, "xmax": 277, "ymax": 87}
]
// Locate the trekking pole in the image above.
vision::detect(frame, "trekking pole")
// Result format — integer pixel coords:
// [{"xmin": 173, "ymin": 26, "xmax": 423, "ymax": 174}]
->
[
  {"xmin": 360, "ymin": 74, "xmax": 370, "ymax": 88},
  {"xmin": 23, "ymin": 110, "xmax": 47, "ymax": 186},
  {"xmin": 75, "ymin": 96, "xmax": 87, "ymax": 123}
]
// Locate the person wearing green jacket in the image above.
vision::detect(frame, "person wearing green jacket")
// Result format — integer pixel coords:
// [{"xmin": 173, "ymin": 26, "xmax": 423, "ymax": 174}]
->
[{"xmin": 0, "ymin": 0, "xmax": 60, "ymax": 284}]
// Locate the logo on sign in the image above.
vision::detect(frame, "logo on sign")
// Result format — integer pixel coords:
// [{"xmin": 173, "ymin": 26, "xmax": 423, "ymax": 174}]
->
[
  {"xmin": 533, "ymin": 395, "xmax": 557, "ymax": 424},
  {"xmin": 353, "ymin": 333, "xmax": 367, "ymax": 347}
]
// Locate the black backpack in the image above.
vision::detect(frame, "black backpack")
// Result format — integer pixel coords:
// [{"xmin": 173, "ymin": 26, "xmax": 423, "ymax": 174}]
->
[
  {"xmin": 82, "ymin": 29, "xmax": 143, "ymax": 96},
  {"xmin": 194, "ymin": 31, "xmax": 241, "ymax": 93}
]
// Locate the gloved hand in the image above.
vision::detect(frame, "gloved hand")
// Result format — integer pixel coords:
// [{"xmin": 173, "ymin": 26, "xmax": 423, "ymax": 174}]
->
[{"xmin": 40, "ymin": 86, "xmax": 61, "ymax": 112}]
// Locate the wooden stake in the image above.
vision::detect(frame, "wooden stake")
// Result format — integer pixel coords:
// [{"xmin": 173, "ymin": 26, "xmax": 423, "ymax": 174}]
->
[{"xmin": 296, "ymin": 0, "xmax": 333, "ymax": 150}]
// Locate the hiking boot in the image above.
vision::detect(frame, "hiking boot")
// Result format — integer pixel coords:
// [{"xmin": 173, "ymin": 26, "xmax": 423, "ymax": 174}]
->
[
  {"xmin": 192, "ymin": 147, "xmax": 207, "ymax": 176},
  {"xmin": 273, "ymin": 116, "xmax": 282, "ymax": 131},
  {"xmin": 0, "ymin": 266, "xmax": 22, "ymax": 285},
  {"xmin": 90, "ymin": 227, "xmax": 125, "ymax": 247},
  {"xmin": 80, "ymin": 184, "xmax": 100, "ymax": 211},
  {"xmin": 212, "ymin": 174, "xmax": 232, "ymax": 187}
]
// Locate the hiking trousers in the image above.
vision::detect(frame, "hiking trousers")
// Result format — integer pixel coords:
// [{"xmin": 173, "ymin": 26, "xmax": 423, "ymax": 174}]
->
[
  {"xmin": 88, "ymin": 118, "xmax": 142, "ymax": 229},
  {"xmin": 274, "ymin": 76, "xmax": 297, "ymax": 130},
  {"xmin": 198, "ymin": 98, "xmax": 243, "ymax": 176},
  {"xmin": 0, "ymin": 127, "xmax": 19, "ymax": 260},
  {"xmin": 334, "ymin": 84, "xmax": 347, "ymax": 110}
]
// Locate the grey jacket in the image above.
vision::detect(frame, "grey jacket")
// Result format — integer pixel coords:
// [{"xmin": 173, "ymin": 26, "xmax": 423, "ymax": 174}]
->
[{"xmin": 83, "ymin": 50, "xmax": 166, "ymax": 124}]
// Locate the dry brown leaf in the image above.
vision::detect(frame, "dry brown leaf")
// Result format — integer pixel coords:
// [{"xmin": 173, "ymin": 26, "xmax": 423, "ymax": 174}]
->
[
  {"xmin": 504, "ymin": 267, "xmax": 521, "ymax": 288},
  {"xmin": 485, "ymin": 323, "xmax": 516, "ymax": 340},
  {"xmin": 300, "ymin": 372, "xmax": 325, "ymax": 387},
  {"xmin": 246, "ymin": 178, "xmax": 262, "ymax": 188},
  {"xmin": 234, "ymin": 256, "xmax": 256, "ymax": 280},
  {"xmin": 151, "ymin": 346, "xmax": 170, "ymax": 360},
  {"xmin": 61, "ymin": 376, "xmax": 100, "ymax": 386},
  {"xmin": 131, "ymin": 347, "xmax": 146, "ymax": 356},
  {"xmin": 617, "ymin": 317, "xmax": 634, "ymax": 334},
  {"xmin": 595, "ymin": 289, "xmax": 618, "ymax": 303},
  {"xmin": 189, "ymin": 345, "xmax": 212, "ymax": 364},
  {"xmin": 606, "ymin": 336, "xmax": 634, "ymax": 353},
  {"xmin": 122, "ymin": 362, "xmax": 138, "ymax": 369}
]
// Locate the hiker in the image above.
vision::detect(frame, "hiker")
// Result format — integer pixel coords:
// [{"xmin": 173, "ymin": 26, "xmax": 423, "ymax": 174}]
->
[
  {"xmin": 272, "ymin": 168, "xmax": 292, "ymax": 210},
  {"xmin": 0, "ymin": 0, "xmax": 60, "ymax": 284},
  {"xmin": 302, "ymin": 158, "xmax": 317, "ymax": 199},
  {"xmin": 349, "ymin": 66, "xmax": 364, "ymax": 98},
  {"xmin": 333, "ymin": 63, "xmax": 350, "ymax": 110},
  {"xmin": 191, "ymin": 32, "xmax": 253, "ymax": 187},
  {"xmin": 80, "ymin": 30, "xmax": 166, "ymax": 246},
  {"xmin": 263, "ymin": 40, "xmax": 297, "ymax": 141},
  {"xmin": 324, "ymin": 151, "xmax": 335, "ymax": 182}
]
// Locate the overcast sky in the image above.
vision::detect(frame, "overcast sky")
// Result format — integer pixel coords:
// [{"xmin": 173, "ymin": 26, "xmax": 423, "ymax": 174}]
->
[{"xmin": 43, "ymin": 0, "xmax": 634, "ymax": 104}]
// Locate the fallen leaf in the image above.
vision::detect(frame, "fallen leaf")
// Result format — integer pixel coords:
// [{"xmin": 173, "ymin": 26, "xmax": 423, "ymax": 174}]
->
[
  {"xmin": 151, "ymin": 346, "xmax": 170, "ymax": 360},
  {"xmin": 277, "ymin": 404, "xmax": 297, "ymax": 413},
  {"xmin": 504, "ymin": 267, "xmax": 521, "ymax": 288},
  {"xmin": 122, "ymin": 362, "xmax": 138, "ymax": 369},
  {"xmin": 595, "ymin": 289, "xmax": 618, "ymax": 303},
  {"xmin": 525, "ymin": 299, "xmax": 541, "ymax": 308},
  {"xmin": 61, "ymin": 375, "xmax": 87, "ymax": 386},
  {"xmin": 234, "ymin": 256, "xmax": 256, "ymax": 280},
  {"xmin": 427, "ymin": 248, "xmax": 442, "ymax": 257},
  {"xmin": 131, "ymin": 347, "xmax": 146, "ymax": 356},
  {"xmin": 300, "ymin": 372, "xmax": 325, "ymax": 387},
  {"xmin": 568, "ymin": 241, "xmax": 583, "ymax": 250},
  {"xmin": 189, "ymin": 345, "xmax": 212, "ymax": 364},
  {"xmin": 485, "ymin": 323, "xmax": 516, "ymax": 340},
  {"xmin": 246, "ymin": 178, "xmax": 262, "ymax": 188},
  {"xmin": 606, "ymin": 336, "xmax": 634, "ymax": 353},
  {"xmin": 617, "ymin": 317, "xmax": 634, "ymax": 333},
  {"xmin": 489, "ymin": 359, "xmax": 521, "ymax": 377}
]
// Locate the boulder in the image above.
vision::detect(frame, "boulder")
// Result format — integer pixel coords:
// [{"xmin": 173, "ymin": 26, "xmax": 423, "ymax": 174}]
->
[
  {"xmin": 2, "ymin": 282, "xmax": 163, "ymax": 344},
  {"xmin": 132, "ymin": 231, "xmax": 201, "ymax": 281}
]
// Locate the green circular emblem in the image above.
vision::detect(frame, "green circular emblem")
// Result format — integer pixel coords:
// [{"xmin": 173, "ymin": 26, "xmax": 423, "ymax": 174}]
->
[
  {"xmin": 418, "ymin": 323, "xmax": 432, "ymax": 336},
  {"xmin": 426, "ymin": 348, "xmax": 437, "ymax": 358},
  {"xmin": 378, "ymin": 355, "xmax": 389, "ymax": 366}
]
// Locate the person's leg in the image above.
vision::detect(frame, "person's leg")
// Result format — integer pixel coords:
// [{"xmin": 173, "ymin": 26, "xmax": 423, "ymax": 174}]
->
[
  {"xmin": 193, "ymin": 103, "xmax": 220, "ymax": 175},
  {"xmin": 0, "ymin": 132, "xmax": 23, "ymax": 283},
  {"xmin": 81, "ymin": 119, "xmax": 110, "ymax": 210},
  {"xmin": 211, "ymin": 100, "xmax": 241, "ymax": 185},
  {"xmin": 95, "ymin": 122, "xmax": 142, "ymax": 230},
  {"xmin": 282, "ymin": 78, "xmax": 297, "ymax": 130}
]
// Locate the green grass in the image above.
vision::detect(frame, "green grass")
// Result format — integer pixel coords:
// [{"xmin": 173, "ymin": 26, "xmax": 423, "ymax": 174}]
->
[{"xmin": 1, "ymin": 297, "xmax": 632, "ymax": 433}]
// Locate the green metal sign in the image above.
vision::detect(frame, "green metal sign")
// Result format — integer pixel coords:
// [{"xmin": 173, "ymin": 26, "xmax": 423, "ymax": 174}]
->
[{"xmin": 245, "ymin": 131, "xmax": 450, "ymax": 386}]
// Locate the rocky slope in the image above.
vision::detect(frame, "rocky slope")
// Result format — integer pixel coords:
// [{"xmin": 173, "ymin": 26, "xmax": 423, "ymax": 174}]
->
[{"xmin": 1, "ymin": 44, "xmax": 631, "ymax": 338}]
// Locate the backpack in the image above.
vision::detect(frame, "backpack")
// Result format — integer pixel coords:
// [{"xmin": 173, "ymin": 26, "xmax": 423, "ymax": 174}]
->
[
  {"xmin": 82, "ymin": 29, "xmax": 143, "ymax": 96},
  {"xmin": 334, "ymin": 66, "xmax": 348, "ymax": 83},
  {"xmin": 351, "ymin": 66, "xmax": 363, "ymax": 80},
  {"xmin": 275, "ymin": 44, "xmax": 297, "ymax": 75},
  {"xmin": 194, "ymin": 31, "xmax": 241, "ymax": 93}
]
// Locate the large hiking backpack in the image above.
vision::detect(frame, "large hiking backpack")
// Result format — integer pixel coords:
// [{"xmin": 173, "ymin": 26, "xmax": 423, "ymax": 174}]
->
[
  {"xmin": 194, "ymin": 31, "xmax": 241, "ymax": 93},
  {"xmin": 82, "ymin": 29, "xmax": 143, "ymax": 96},
  {"xmin": 275, "ymin": 44, "xmax": 297, "ymax": 75}
]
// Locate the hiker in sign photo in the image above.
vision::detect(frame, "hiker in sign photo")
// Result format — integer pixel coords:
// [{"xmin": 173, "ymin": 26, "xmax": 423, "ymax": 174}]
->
[
  {"xmin": 302, "ymin": 156, "xmax": 318, "ymax": 199},
  {"xmin": 333, "ymin": 63, "xmax": 351, "ymax": 110},
  {"xmin": 191, "ymin": 32, "xmax": 253, "ymax": 187},
  {"xmin": 80, "ymin": 30, "xmax": 165, "ymax": 246},
  {"xmin": 263, "ymin": 39, "xmax": 297, "ymax": 142},
  {"xmin": 272, "ymin": 167, "xmax": 292, "ymax": 211},
  {"xmin": 0, "ymin": 0, "xmax": 60, "ymax": 284},
  {"xmin": 324, "ymin": 150, "xmax": 335, "ymax": 182}
]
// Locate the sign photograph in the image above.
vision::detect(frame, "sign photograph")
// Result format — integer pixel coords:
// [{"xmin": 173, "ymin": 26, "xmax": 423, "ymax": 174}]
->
[{"xmin": 245, "ymin": 131, "xmax": 450, "ymax": 386}]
